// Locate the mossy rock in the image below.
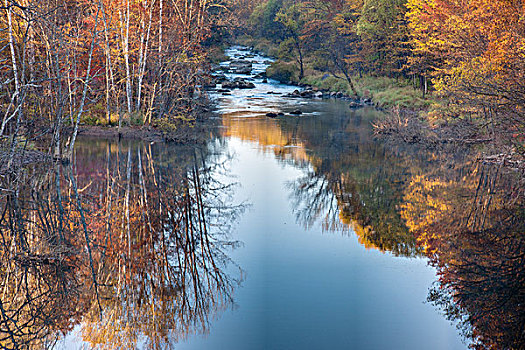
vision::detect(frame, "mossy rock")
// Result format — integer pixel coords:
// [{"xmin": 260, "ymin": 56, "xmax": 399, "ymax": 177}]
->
[{"xmin": 266, "ymin": 61, "xmax": 298, "ymax": 83}]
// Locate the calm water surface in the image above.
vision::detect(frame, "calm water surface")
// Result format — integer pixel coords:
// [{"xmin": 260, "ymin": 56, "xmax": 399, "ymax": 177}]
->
[
  {"xmin": 172, "ymin": 47, "xmax": 464, "ymax": 349},
  {"xmin": 3, "ymin": 46, "xmax": 523, "ymax": 349}
]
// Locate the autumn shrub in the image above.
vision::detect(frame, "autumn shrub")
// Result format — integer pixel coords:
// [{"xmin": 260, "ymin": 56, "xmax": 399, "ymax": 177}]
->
[
  {"xmin": 207, "ymin": 46, "xmax": 229, "ymax": 64},
  {"xmin": 254, "ymin": 39, "xmax": 280, "ymax": 58},
  {"xmin": 155, "ymin": 115, "xmax": 195, "ymax": 134},
  {"xmin": 80, "ymin": 114, "xmax": 99, "ymax": 126},
  {"xmin": 128, "ymin": 112, "xmax": 145, "ymax": 126}
]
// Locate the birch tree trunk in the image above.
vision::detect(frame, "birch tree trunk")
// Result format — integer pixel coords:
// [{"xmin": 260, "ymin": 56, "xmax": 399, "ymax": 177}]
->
[
  {"xmin": 5, "ymin": 0, "xmax": 23, "ymax": 170},
  {"xmin": 101, "ymin": 0, "xmax": 117, "ymax": 125},
  {"xmin": 137, "ymin": 0, "xmax": 154, "ymax": 112},
  {"xmin": 68, "ymin": 1, "xmax": 102, "ymax": 158},
  {"xmin": 123, "ymin": 0, "xmax": 133, "ymax": 115}
]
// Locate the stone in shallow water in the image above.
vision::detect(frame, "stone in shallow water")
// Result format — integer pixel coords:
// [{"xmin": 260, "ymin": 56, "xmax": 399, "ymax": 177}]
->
[{"xmin": 221, "ymin": 80, "xmax": 255, "ymax": 89}]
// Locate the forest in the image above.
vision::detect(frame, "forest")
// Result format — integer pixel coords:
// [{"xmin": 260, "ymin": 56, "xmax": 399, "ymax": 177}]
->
[{"xmin": 1, "ymin": 0, "xmax": 524, "ymax": 162}]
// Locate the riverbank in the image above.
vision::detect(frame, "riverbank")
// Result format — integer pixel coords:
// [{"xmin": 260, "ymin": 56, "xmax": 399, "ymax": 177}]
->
[
  {"xmin": 225, "ymin": 39, "xmax": 524, "ymax": 167},
  {"xmin": 73, "ymin": 121, "xmax": 213, "ymax": 144},
  {"xmin": 236, "ymin": 36, "xmax": 432, "ymax": 110},
  {"xmin": 62, "ymin": 101, "xmax": 218, "ymax": 144}
]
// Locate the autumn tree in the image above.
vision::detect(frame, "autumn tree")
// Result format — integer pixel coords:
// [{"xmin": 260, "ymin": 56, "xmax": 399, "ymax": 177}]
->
[
  {"xmin": 356, "ymin": 0, "xmax": 410, "ymax": 76},
  {"xmin": 275, "ymin": 1, "xmax": 312, "ymax": 80},
  {"xmin": 304, "ymin": 0, "xmax": 362, "ymax": 95},
  {"xmin": 406, "ymin": 0, "xmax": 525, "ymax": 144},
  {"xmin": 248, "ymin": 0, "xmax": 285, "ymax": 39}
]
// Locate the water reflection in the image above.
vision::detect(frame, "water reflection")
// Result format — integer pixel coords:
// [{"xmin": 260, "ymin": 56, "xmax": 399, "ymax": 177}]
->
[
  {"xmin": 222, "ymin": 108, "xmax": 419, "ymax": 257},
  {"xmin": 285, "ymin": 112, "xmax": 525, "ymax": 347},
  {"xmin": 0, "ymin": 139, "xmax": 243, "ymax": 349},
  {"xmin": 401, "ymin": 161, "xmax": 525, "ymax": 349},
  {"xmin": 221, "ymin": 102, "xmax": 524, "ymax": 349}
]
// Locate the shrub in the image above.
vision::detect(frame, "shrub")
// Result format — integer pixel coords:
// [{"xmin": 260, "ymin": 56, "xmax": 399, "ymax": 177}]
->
[{"xmin": 266, "ymin": 61, "xmax": 298, "ymax": 83}]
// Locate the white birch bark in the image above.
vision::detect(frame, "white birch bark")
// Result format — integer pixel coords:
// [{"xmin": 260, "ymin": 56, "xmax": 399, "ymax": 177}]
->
[{"xmin": 68, "ymin": 1, "xmax": 102, "ymax": 157}]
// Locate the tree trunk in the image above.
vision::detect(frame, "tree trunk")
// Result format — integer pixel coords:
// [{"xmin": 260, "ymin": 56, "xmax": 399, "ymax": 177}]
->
[
  {"xmin": 137, "ymin": 0, "xmax": 154, "ymax": 112},
  {"xmin": 68, "ymin": 1, "xmax": 101, "ymax": 157},
  {"xmin": 122, "ymin": 0, "xmax": 133, "ymax": 115},
  {"xmin": 294, "ymin": 34, "xmax": 304, "ymax": 81},
  {"xmin": 5, "ymin": 0, "xmax": 23, "ymax": 170}
]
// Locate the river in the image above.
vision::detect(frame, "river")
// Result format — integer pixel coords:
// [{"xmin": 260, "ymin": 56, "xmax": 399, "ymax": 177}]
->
[{"xmin": 1, "ymin": 46, "xmax": 523, "ymax": 350}]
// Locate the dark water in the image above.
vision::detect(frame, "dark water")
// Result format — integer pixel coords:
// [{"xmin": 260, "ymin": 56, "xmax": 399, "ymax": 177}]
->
[{"xmin": 1, "ymin": 47, "xmax": 523, "ymax": 350}]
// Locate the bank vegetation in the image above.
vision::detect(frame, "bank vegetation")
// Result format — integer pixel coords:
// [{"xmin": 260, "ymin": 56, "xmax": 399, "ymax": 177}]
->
[{"xmin": 233, "ymin": 0, "xmax": 524, "ymax": 160}]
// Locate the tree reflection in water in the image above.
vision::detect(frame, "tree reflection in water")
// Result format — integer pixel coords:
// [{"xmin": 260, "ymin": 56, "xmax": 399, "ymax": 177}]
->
[
  {"xmin": 278, "ymin": 108, "xmax": 524, "ymax": 348},
  {"xmin": 0, "ymin": 140, "xmax": 244, "ymax": 349},
  {"xmin": 401, "ymin": 162, "xmax": 525, "ymax": 350},
  {"xmin": 280, "ymin": 109, "xmax": 420, "ymax": 257}
]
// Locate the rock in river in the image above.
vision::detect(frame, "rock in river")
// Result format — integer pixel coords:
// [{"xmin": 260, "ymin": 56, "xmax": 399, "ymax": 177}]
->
[
  {"xmin": 222, "ymin": 79, "xmax": 255, "ymax": 89},
  {"xmin": 229, "ymin": 60, "xmax": 253, "ymax": 74}
]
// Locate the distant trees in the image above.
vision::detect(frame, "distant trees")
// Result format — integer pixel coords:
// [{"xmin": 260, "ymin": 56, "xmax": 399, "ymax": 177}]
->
[
  {"xmin": 275, "ymin": 2, "xmax": 310, "ymax": 80},
  {"xmin": 356, "ymin": 0, "xmax": 409, "ymax": 76},
  {"xmin": 249, "ymin": 0, "xmax": 284, "ymax": 39},
  {"xmin": 244, "ymin": 0, "xmax": 420, "ymax": 93},
  {"xmin": 241, "ymin": 0, "xmax": 524, "ymax": 146}
]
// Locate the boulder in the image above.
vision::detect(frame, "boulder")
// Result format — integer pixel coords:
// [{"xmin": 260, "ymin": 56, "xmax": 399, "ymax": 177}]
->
[
  {"xmin": 221, "ymin": 79, "xmax": 255, "ymax": 89},
  {"xmin": 212, "ymin": 73, "xmax": 227, "ymax": 83},
  {"xmin": 229, "ymin": 60, "xmax": 252, "ymax": 70},
  {"xmin": 237, "ymin": 81, "xmax": 255, "ymax": 89},
  {"xmin": 266, "ymin": 112, "xmax": 278, "ymax": 118},
  {"xmin": 234, "ymin": 67, "xmax": 252, "ymax": 75},
  {"xmin": 290, "ymin": 110, "xmax": 303, "ymax": 115},
  {"xmin": 362, "ymin": 98, "xmax": 373, "ymax": 105},
  {"xmin": 221, "ymin": 81, "xmax": 237, "ymax": 89},
  {"xmin": 300, "ymin": 89, "xmax": 314, "ymax": 98}
]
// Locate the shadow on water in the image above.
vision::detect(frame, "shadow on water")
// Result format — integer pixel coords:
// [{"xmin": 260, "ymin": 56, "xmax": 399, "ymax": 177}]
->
[{"xmin": 0, "ymin": 138, "xmax": 245, "ymax": 349}]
